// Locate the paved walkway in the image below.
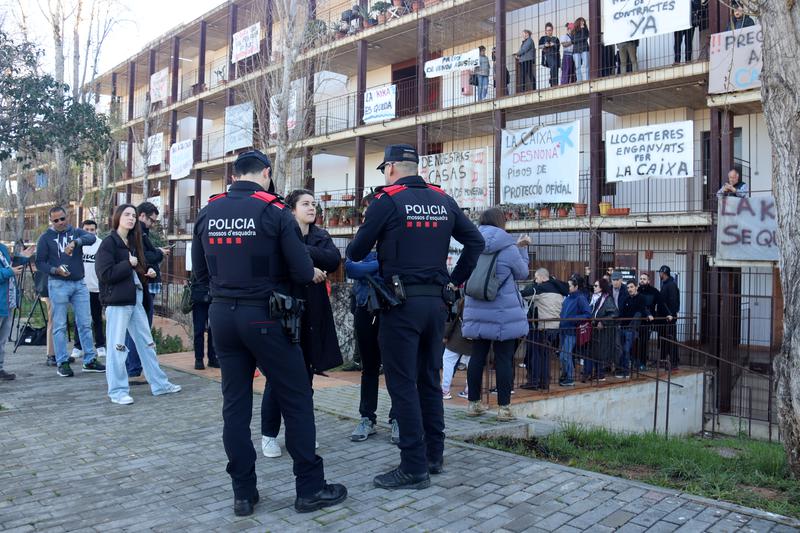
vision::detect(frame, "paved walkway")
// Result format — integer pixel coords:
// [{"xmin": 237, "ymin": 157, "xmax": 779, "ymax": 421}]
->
[{"xmin": 1, "ymin": 343, "xmax": 798, "ymax": 532}]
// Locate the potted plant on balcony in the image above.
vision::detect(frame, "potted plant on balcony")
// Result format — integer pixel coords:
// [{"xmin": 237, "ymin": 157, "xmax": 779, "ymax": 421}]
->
[
  {"xmin": 537, "ymin": 203, "xmax": 551, "ymax": 219},
  {"xmin": 598, "ymin": 201, "xmax": 611, "ymax": 216},
  {"xmin": 341, "ymin": 193, "xmax": 356, "ymax": 202},
  {"xmin": 305, "ymin": 19, "xmax": 327, "ymax": 49},
  {"xmin": 326, "ymin": 206, "xmax": 341, "ymax": 227},
  {"xmin": 371, "ymin": 1, "xmax": 391, "ymax": 23},
  {"xmin": 352, "ymin": 5, "xmax": 371, "ymax": 29},
  {"xmin": 555, "ymin": 203, "xmax": 571, "ymax": 218},
  {"xmin": 315, "ymin": 204, "xmax": 323, "ymax": 226},
  {"xmin": 574, "ymin": 200, "xmax": 588, "ymax": 216},
  {"xmin": 320, "ymin": 192, "xmax": 332, "ymax": 202}
]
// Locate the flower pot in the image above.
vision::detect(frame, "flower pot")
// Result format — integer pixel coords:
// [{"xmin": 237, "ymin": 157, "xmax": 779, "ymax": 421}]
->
[
  {"xmin": 557, "ymin": 208, "xmax": 569, "ymax": 218},
  {"xmin": 341, "ymin": 194, "xmax": 355, "ymax": 201},
  {"xmin": 392, "ymin": 0, "xmax": 402, "ymax": 6},
  {"xmin": 539, "ymin": 207, "xmax": 551, "ymax": 219},
  {"xmin": 574, "ymin": 203, "xmax": 588, "ymax": 216},
  {"xmin": 315, "ymin": 215, "xmax": 323, "ymax": 225},
  {"xmin": 599, "ymin": 202, "xmax": 611, "ymax": 216},
  {"xmin": 320, "ymin": 194, "xmax": 332, "ymax": 201},
  {"xmin": 378, "ymin": 13, "xmax": 387, "ymax": 24},
  {"xmin": 411, "ymin": 1, "xmax": 420, "ymax": 11},
  {"xmin": 620, "ymin": 207, "xmax": 630, "ymax": 216},
  {"xmin": 329, "ymin": 217, "xmax": 340, "ymax": 227}
]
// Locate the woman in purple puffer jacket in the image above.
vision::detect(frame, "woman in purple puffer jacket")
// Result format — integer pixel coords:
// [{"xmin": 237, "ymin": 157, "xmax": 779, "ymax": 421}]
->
[{"xmin": 461, "ymin": 208, "xmax": 530, "ymax": 421}]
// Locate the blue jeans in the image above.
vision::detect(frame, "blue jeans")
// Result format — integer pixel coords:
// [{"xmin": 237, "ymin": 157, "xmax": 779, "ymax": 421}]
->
[
  {"xmin": 125, "ymin": 292, "xmax": 153, "ymax": 376},
  {"xmin": 106, "ymin": 289, "xmax": 173, "ymax": 400},
  {"xmin": 620, "ymin": 328, "xmax": 637, "ymax": 374},
  {"xmin": 574, "ymin": 51, "xmax": 589, "ymax": 81},
  {"xmin": 48, "ymin": 279, "xmax": 96, "ymax": 365},
  {"xmin": 477, "ymin": 75, "xmax": 489, "ymax": 101},
  {"xmin": 559, "ymin": 333, "xmax": 576, "ymax": 383}
]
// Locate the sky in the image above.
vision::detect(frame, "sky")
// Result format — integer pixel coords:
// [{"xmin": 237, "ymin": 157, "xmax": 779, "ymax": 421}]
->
[{"xmin": 4, "ymin": 0, "xmax": 226, "ymax": 76}]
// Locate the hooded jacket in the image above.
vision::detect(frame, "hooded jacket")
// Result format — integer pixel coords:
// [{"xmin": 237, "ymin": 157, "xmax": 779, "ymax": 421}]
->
[
  {"xmin": 461, "ymin": 225, "xmax": 529, "ymax": 341},
  {"xmin": 35, "ymin": 225, "xmax": 96, "ymax": 281},
  {"xmin": 522, "ymin": 278, "xmax": 569, "ymax": 330}
]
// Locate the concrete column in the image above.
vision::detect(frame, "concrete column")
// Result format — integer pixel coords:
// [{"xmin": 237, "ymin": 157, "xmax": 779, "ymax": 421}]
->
[
  {"xmin": 227, "ymin": 3, "xmax": 238, "ymax": 81},
  {"xmin": 355, "ymin": 137, "xmax": 366, "ymax": 202},
  {"xmin": 171, "ymin": 36, "xmax": 180, "ymax": 103},
  {"xmin": 493, "ymin": 110, "xmax": 506, "ymax": 206},
  {"xmin": 494, "ymin": 0, "xmax": 507, "ymax": 98},
  {"xmin": 356, "ymin": 40, "xmax": 367, "ymax": 125},
  {"xmin": 198, "ymin": 20, "xmax": 207, "ymax": 88},
  {"xmin": 416, "ymin": 17, "xmax": 430, "ymax": 154},
  {"xmin": 127, "ymin": 61, "xmax": 136, "ymax": 121},
  {"xmin": 589, "ymin": 0, "xmax": 602, "ymax": 79}
]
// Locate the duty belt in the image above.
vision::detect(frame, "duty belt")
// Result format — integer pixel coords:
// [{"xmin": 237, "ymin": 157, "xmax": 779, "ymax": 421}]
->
[
  {"xmin": 213, "ymin": 297, "xmax": 269, "ymax": 307},
  {"xmin": 404, "ymin": 284, "xmax": 444, "ymax": 298}
]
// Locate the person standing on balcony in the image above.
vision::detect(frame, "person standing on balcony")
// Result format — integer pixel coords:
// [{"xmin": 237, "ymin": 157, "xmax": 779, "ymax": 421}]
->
[
  {"xmin": 560, "ymin": 22, "xmax": 576, "ymax": 85},
  {"xmin": 260, "ymin": 188, "xmax": 343, "ymax": 459},
  {"xmin": 716, "ymin": 168, "xmax": 750, "ymax": 198},
  {"xmin": 617, "ymin": 40, "xmax": 639, "ymax": 73},
  {"xmin": 572, "ymin": 17, "xmax": 590, "ymax": 82},
  {"xmin": 727, "ymin": 3, "xmax": 755, "ymax": 30},
  {"xmin": 72, "ymin": 220, "xmax": 106, "ymax": 361},
  {"xmin": 539, "ymin": 23, "xmax": 561, "ymax": 88},
  {"xmin": 125, "ymin": 202, "xmax": 170, "ymax": 381},
  {"xmin": 657, "ymin": 265, "xmax": 680, "ymax": 370},
  {"xmin": 474, "ymin": 46, "xmax": 491, "ymax": 101},
  {"xmin": 674, "ymin": 0, "xmax": 702, "ymax": 63},
  {"xmin": 515, "ymin": 30, "xmax": 536, "ymax": 92},
  {"xmin": 35, "ymin": 206, "xmax": 105, "ymax": 377}
]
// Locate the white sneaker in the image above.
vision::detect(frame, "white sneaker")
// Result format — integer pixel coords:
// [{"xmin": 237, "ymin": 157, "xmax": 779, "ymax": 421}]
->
[
  {"xmin": 111, "ymin": 395, "xmax": 134, "ymax": 405},
  {"xmin": 154, "ymin": 383, "xmax": 182, "ymax": 395},
  {"xmin": 71, "ymin": 348, "xmax": 83, "ymax": 359},
  {"xmin": 262, "ymin": 436, "xmax": 282, "ymax": 458},
  {"xmin": 97, "ymin": 347, "xmax": 106, "ymax": 358}
]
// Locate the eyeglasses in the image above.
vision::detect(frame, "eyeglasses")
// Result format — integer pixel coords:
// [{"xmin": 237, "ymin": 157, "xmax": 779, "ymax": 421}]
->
[
  {"xmin": 51, "ymin": 217, "xmax": 66, "ymax": 223},
  {"xmin": 148, "ymin": 216, "xmax": 159, "ymax": 224},
  {"xmin": 379, "ymin": 162, "xmax": 394, "ymax": 175}
]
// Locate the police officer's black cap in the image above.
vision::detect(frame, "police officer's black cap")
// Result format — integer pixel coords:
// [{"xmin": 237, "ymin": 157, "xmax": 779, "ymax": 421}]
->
[
  {"xmin": 659, "ymin": 265, "xmax": 671, "ymax": 275},
  {"xmin": 376, "ymin": 144, "xmax": 419, "ymax": 170},
  {"xmin": 236, "ymin": 150, "xmax": 272, "ymax": 168}
]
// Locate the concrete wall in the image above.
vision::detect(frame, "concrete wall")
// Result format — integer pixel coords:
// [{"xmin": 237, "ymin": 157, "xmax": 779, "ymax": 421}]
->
[{"xmin": 511, "ymin": 371, "xmax": 704, "ymax": 436}]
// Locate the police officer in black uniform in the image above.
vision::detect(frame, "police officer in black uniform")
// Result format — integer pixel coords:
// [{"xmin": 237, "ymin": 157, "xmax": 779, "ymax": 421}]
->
[
  {"xmin": 191, "ymin": 150, "xmax": 347, "ymax": 516},
  {"xmin": 346, "ymin": 144, "xmax": 484, "ymax": 489}
]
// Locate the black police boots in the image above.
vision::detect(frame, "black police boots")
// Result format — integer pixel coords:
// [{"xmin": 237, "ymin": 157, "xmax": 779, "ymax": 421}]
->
[
  {"xmin": 428, "ymin": 458, "xmax": 444, "ymax": 475},
  {"xmin": 233, "ymin": 489, "xmax": 259, "ymax": 517},
  {"xmin": 294, "ymin": 482, "xmax": 348, "ymax": 513},
  {"xmin": 374, "ymin": 467, "xmax": 431, "ymax": 490}
]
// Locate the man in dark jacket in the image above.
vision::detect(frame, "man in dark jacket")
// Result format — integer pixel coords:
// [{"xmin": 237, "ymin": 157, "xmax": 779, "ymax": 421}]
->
[
  {"xmin": 637, "ymin": 272, "xmax": 660, "ymax": 369},
  {"xmin": 658, "ymin": 265, "xmax": 680, "ymax": 369},
  {"xmin": 538, "ymin": 23, "xmax": 560, "ymax": 87},
  {"xmin": 616, "ymin": 281, "xmax": 649, "ymax": 378},
  {"xmin": 521, "ymin": 269, "xmax": 569, "ymax": 390},
  {"xmin": 35, "ymin": 206, "xmax": 105, "ymax": 377},
  {"xmin": 125, "ymin": 201, "xmax": 170, "ymax": 378}
]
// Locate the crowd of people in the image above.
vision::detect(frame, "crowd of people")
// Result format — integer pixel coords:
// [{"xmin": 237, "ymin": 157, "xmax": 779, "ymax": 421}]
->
[{"xmin": 469, "ymin": 1, "xmax": 755, "ymax": 100}]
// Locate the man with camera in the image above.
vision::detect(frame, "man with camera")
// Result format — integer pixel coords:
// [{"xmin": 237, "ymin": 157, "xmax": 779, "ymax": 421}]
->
[
  {"xmin": 191, "ymin": 150, "xmax": 346, "ymax": 517},
  {"xmin": 346, "ymin": 144, "xmax": 484, "ymax": 490},
  {"xmin": 35, "ymin": 206, "xmax": 105, "ymax": 377}
]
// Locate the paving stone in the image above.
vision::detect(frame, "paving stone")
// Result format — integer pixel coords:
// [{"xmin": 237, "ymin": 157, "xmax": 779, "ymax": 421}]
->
[{"xmin": 600, "ymin": 510, "xmax": 637, "ymax": 529}]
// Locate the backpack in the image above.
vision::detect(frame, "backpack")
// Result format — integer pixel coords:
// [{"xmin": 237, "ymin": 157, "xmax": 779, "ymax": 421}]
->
[{"xmin": 464, "ymin": 251, "xmax": 509, "ymax": 301}]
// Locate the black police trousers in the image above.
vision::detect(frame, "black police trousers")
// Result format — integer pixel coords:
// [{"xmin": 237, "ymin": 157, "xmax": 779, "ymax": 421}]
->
[
  {"xmin": 378, "ymin": 295, "xmax": 447, "ymax": 476},
  {"xmin": 209, "ymin": 302, "xmax": 324, "ymax": 499},
  {"xmin": 354, "ymin": 306, "xmax": 395, "ymax": 424}
]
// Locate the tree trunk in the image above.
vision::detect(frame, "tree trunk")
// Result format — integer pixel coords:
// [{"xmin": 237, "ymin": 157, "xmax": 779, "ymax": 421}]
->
[
  {"xmin": 753, "ymin": 0, "xmax": 800, "ymax": 478},
  {"xmin": 72, "ymin": 0, "xmax": 83, "ymax": 101},
  {"xmin": 49, "ymin": 0, "xmax": 71, "ymax": 209}
]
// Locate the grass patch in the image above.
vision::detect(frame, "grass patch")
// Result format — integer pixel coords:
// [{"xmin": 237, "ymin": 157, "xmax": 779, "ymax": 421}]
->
[
  {"xmin": 151, "ymin": 327, "xmax": 186, "ymax": 355},
  {"xmin": 474, "ymin": 425, "xmax": 800, "ymax": 518}
]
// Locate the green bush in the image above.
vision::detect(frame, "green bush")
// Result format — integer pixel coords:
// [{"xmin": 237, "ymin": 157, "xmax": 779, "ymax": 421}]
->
[{"xmin": 151, "ymin": 327, "xmax": 185, "ymax": 354}]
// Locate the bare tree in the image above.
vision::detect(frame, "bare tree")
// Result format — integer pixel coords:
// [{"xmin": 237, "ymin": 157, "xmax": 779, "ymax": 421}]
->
[
  {"xmin": 129, "ymin": 91, "xmax": 168, "ymax": 200},
  {"xmin": 238, "ymin": 0, "xmax": 338, "ymax": 194},
  {"xmin": 732, "ymin": 0, "xmax": 800, "ymax": 477}
]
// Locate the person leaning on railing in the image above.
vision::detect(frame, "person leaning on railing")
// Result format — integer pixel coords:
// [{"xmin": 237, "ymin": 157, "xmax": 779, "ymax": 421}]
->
[{"xmin": 716, "ymin": 168, "xmax": 749, "ymax": 198}]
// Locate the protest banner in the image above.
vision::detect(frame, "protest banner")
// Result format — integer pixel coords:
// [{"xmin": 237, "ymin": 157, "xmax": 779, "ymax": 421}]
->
[
  {"xmin": 150, "ymin": 68, "xmax": 169, "ymax": 104},
  {"xmin": 709, "ymin": 25, "xmax": 762, "ymax": 94},
  {"xmin": 363, "ymin": 84, "xmax": 396, "ymax": 123},
  {"xmin": 420, "ymin": 148, "xmax": 490, "ymax": 210},
  {"xmin": 500, "ymin": 120, "xmax": 580, "ymax": 204},
  {"xmin": 424, "ymin": 49, "xmax": 480, "ymax": 78},
  {"xmin": 716, "ymin": 195, "xmax": 778, "ymax": 261},
  {"xmin": 169, "ymin": 139, "xmax": 194, "ymax": 180},
  {"xmin": 146, "ymin": 132, "xmax": 164, "ymax": 167},
  {"xmin": 602, "ymin": 0, "xmax": 690, "ymax": 46},
  {"xmin": 605, "ymin": 120, "xmax": 694, "ymax": 182},
  {"xmin": 231, "ymin": 23, "xmax": 261, "ymax": 63},
  {"xmin": 224, "ymin": 101, "xmax": 254, "ymax": 153}
]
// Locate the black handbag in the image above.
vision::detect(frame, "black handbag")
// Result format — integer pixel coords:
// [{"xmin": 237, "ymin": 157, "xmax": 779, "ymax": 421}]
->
[
  {"xmin": 469, "ymin": 73, "xmax": 479, "ymax": 86},
  {"xmin": 20, "ymin": 325, "xmax": 47, "ymax": 346}
]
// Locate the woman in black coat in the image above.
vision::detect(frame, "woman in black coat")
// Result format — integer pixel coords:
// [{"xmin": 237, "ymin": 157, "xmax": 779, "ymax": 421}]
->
[
  {"xmin": 260, "ymin": 189, "xmax": 342, "ymax": 458},
  {"xmin": 583, "ymin": 278, "xmax": 618, "ymax": 382}
]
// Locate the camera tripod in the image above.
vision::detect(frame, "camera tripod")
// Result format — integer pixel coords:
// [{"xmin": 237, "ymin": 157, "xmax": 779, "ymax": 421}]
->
[{"xmin": 10, "ymin": 261, "xmax": 48, "ymax": 353}]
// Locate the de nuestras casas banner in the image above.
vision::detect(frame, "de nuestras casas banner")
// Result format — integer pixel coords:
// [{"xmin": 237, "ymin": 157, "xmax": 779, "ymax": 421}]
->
[
  {"xmin": 419, "ymin": 148, "xmax": 490, "ymax": 210},
  {"xmin": 716, "ymin": 195, "xmax": 778, "ymax": 262},
  {"xmin": 602, "ymin": 0, "xmax": 691, "ymax": 46},
  {"xmin": 500, "ymin": 121, "xmax": 580, "ymax": 205},
  {"xmin": 605, "ymin": 120, "xmax": 694, "ymax": 182}
]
